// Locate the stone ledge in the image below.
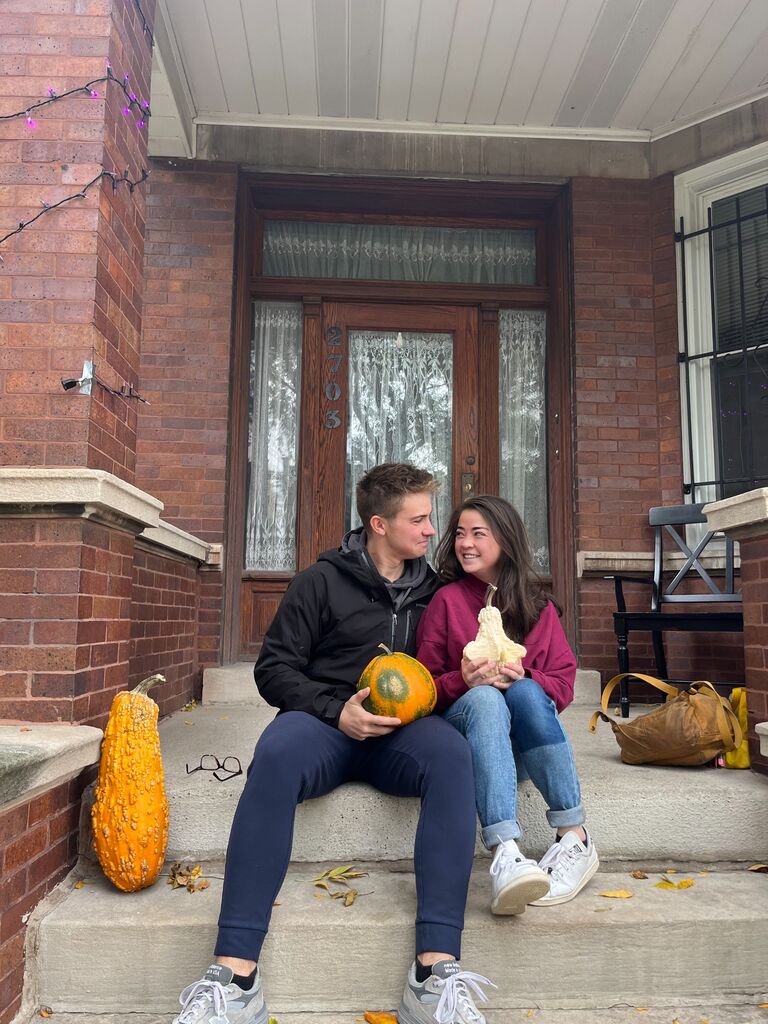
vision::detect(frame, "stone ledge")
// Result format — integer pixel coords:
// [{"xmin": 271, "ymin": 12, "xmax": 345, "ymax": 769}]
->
[
  {"xmin": 0, "ymin": 468, "xmax": 162, "ymax": 531},
  {"xmin": 704, "ymin": 488, "xmax": 768, "ymax": 540},
  {"xmin": 0, "ymin": 724, "xmax": 102, "ymax": 813},
  {"xmin": 140, "ymin": 520, "xmax": 211, "ymax": 563},
  {"xmin": 757, "ymin": 722, "xmax": 768, "ymax": 758},
  {"xmin": 577, "ymin": 549, "xmax": 735, "ymax": 577}
]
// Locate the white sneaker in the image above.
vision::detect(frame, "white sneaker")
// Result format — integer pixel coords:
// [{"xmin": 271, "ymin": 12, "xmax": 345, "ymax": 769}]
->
[
  {"xmin": 529, "ymin": 830, "xmax": 599, "ymax": 906},
  {"xmin": 398, "ymin": 959, "xmax": 496, "ymax": 1024},
  {"xmin": 172, "ymin": 964, "xmax": 268, "ymax": 1024},
  {"xmin": 489, "ymin": 838, "xmax": 550, "ymax": 915}
]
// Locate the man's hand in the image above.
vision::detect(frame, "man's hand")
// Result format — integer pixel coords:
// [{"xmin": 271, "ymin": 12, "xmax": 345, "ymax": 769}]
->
[{"xmin": 338, "ymin": 688, "xmax": 401, "ymax": 739}]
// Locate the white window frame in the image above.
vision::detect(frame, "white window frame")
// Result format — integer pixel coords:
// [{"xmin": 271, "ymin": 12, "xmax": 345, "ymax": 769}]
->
[{"xmin": 674, "ymin": 141, "xmax": 768, "ymax": 506}]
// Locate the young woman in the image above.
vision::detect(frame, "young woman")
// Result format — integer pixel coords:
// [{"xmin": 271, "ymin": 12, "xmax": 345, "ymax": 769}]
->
[{"xmin": 416, "ymin": 495, "xmax": 598, "ymax": 915}]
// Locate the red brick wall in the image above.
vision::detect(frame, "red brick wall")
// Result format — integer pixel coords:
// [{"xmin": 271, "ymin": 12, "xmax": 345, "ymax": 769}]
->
[
  {"xmin": 0, "ymin": 0, "xmax": 154, "ymax": 480},
  {"xmin": 0, "ymin": 777, "xmax": 84, "ymax": 1024},
  {"xmin": 130, "ymin": 543, "xmax": 200, "ymax": 716},
  {"xmin": 571, "ymin": 177, "xmax": 745, "ymax": 690},
  {"xmin": 136, "ymin": 162, "xmax": 237, "ymax": 541},
  {"xmin": 739, "ymin": 534, "xmax": 768, "ymax": 774}
]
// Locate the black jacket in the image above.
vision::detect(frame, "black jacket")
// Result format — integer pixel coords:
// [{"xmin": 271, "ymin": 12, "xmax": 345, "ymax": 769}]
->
[{"xmin": 254, "ymin": 529, "xmax": 439, "ymax": 728}]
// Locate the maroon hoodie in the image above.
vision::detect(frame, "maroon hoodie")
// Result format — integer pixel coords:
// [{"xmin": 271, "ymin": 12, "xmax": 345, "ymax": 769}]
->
[{"xmin": 416, "ymin": 573, "xmax": 577, "ymax": 713}]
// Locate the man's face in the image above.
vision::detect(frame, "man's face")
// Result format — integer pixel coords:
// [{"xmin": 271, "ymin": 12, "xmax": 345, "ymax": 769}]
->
[{"xmin": 376, "ymin": 492, "xmax": 436, "ymax": 562}]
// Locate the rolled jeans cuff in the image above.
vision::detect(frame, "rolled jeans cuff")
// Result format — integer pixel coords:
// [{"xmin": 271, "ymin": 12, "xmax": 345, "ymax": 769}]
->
[
  {"xmin": 415, "ymin": 922, "xmax": 462, "ymax": 961},
  {"xmin": 215, "ymin": 925, "xmax": 267, "ymax": 962},
  {"xmin": 546, "ymin": 802, "xmax": 585, "ymax": 829},
  {"xmin": 481, "ymin": 819, "xmax": 521, "ymax": 849}
]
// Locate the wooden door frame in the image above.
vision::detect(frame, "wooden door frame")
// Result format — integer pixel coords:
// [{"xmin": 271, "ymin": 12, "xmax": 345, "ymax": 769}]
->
[{"xmin": 223, "ymin": 173, "xmax": 576, "ymax": 661}]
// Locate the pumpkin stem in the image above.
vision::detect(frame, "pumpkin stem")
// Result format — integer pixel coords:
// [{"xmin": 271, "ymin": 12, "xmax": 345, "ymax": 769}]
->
[
  {"xmin": 377, "ymin": 643, "xmax": 393, "ymax": 656},
  {"xmin": 132, "ymin": 673, "xmax": 166, "ymax": 696},
  {"xmin": 484, "ymin": 583, "xmax": 498, "ymax": 608}
]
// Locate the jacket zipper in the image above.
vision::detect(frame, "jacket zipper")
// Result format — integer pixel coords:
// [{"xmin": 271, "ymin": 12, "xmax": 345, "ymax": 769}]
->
[
  {"xmin": 390, "ymin": 612, "xmax": 397, "ymax": 650},
  {"xmin": 403, "ymin": 609, "xmax": 412, "ymax": 649}
]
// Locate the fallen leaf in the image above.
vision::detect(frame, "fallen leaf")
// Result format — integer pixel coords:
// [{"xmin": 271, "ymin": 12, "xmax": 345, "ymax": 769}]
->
[
  {"xmin": 630, "ymin": 870, "xmax": 648, "ymax": 879},
  {"xmin": 313, "ymin": 892, "xmax": 326, "ymax": 899},
  {"xmin": 655, "ymin": 876, "xmax": 695, "ymax": 890},
  {"xmin": 672, "ymin": 1018, "xmax": 682, "ymax": 1024},
  {"xmin": 344, "ymin": 888, "xmax": 358, "ymax": 906},
  {"xmin": 268, "ymin": 1018, "xmax": 279, "ymax": 1024},
  {"xmin": 314, "ymin": 881, "xmax": 331, "ymax": 891},
  {"xmin": 363, "ymin": 1013, "xmax": 398, "ymax": 1024},
  {"xmin": 634, "ymin": 1009, "xmax": 649, "ymax": 1012},
  {"xmin": 526, "ymin": 1011, "xmax": 535, "ymax": 1018},
  {"xmin": 38, "ymin": 1010, "xmax": 53, "ymax": 1019},
  {"xmin": 700, "ymin": 1017, "xmax": 710, "ymax": 1023},
  {"xmin": 758, "ymin": 1004, "xmax": 768, "ymax": 1009},
  {"xmin": 598, "ymin": 889, "xmax": 633, "ymax": 899},
  {"xmin": 20, "ymin": 727, "xmax": 32, "ymax": 732},
  {"xmin": 698, "ymin": 871, "xmax": 711, "ymax": 876},
  {"xmin": 73, "ymin": 880, "xmax": 86, "ymax": 889},
  {"xmin": 593, "ymin": 907, "xmax": 612, "ymax": 912},
  {"xmin": 747, "ymin": 864, "xmax": 768, "ymax": 873},
  {"xmin": 664, "ymin": 868, "xmax": 678, "ymax": 874},
  {"xmin": 328, "ymin": 864, "xmax": 355, "ymax": 878},
  {"xmin": 168, "ymin": 862, "xmax": 207, "ymax": 892},
  {"xmin": 195, "ymin": 879, "xmax": 210, "ymax": 891}
]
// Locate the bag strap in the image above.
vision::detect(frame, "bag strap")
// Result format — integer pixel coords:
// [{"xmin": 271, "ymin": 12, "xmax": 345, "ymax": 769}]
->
[
  {"xmin": 689, "ymin": 680, "xmax": 744, "ymax": 752},
  {"xmin": 598, "ymin": 673, "xmax": 680, "ymax": 716}
]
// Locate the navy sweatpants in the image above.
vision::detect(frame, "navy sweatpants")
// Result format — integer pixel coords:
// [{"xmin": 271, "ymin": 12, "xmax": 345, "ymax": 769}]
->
[{"xmin": 215, "ymin": 710, "xmax": 477, "ymax": 961}]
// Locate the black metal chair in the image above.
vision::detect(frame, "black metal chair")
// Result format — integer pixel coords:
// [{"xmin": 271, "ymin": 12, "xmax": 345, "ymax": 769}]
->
[{"xmin": 605, "ymin": 503, "xmax": 743, "ymax": 718}]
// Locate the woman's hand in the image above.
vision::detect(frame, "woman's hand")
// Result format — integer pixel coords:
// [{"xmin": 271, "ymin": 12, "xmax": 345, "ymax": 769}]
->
[
  {"xmin": 461, "ymin": 656, "xmax": 504, "ymax": 688},
  {"xmin": 497, "ymin": 659, "xmax": 526, "ymax": 686}
]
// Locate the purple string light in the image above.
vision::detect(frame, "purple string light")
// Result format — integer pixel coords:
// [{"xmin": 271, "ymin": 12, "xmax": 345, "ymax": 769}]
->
[{"xmin": 2, "ymin": 65, "xmax": 151, "ymax": 130}]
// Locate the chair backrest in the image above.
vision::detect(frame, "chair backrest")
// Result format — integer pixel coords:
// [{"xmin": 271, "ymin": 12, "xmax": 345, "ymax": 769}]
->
[{"xmin": 648, "ymin": 503, "xmax": 741, "ymax": 611}]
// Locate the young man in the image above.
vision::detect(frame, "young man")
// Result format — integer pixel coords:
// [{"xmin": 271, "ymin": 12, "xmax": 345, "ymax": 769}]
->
[{"xmin": 173, "ymin": 464, "xmax": 495, "ymax": 1024}]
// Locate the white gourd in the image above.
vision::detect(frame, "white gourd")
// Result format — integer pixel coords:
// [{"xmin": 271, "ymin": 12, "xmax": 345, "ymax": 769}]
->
[{"xmin": 463, "ymin": 584, "xmax": 526, "ymax": 672}]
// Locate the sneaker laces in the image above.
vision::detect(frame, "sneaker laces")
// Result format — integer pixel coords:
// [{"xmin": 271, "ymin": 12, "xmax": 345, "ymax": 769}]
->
[
  {"xmin": 434, "ymin": 970, "xmax": 497, "ymax": 1024},
  {"xmin": 489, "ymin": 839, "xmax": 535, "ymax": 877},
  {"xmin": 539, "ymin": 837, "xmax": 584, "ymax": 880},
  {"xmin": 176, "ymin": 978, "xmax": 232, "ymax": 1024}
]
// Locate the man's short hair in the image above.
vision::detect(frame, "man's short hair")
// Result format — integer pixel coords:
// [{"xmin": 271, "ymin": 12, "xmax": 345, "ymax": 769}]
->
[{"xmin": 356, "ymin": 463, "xmax": 439, "ymax": 527}]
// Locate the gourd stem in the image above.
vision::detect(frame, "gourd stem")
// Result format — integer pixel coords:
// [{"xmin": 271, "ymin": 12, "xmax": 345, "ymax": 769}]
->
[
  {"xmin": 131, "ymin": 673, "xmax": 165, "ymax": 696},
  {"xmin": 484, "ymin": 583, "xmax": 498, "ymax": 608},
  {"xmin": 377, "ymin": 643, "xmax": 393, "ymax": 656}
]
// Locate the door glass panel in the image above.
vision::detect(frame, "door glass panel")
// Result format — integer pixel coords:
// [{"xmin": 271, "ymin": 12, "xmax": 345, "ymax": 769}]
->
[
  {"xmin": 499, "ymin": 309, "xmax": 549, "ymax": 573},
  {"xmin": 346, "ymin": 330, "xmax": 453, "ymax": 547},
  {"xmin": 245, "ymin": 301, "xmax": 302, "ymax": 571},
  {"xmin": 263, "ymin": 220, "xmax": 536, "ymax": 285}
]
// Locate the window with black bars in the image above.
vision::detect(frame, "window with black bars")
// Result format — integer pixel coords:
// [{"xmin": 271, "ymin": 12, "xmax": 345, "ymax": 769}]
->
[{"xmin": 677, "ymin": 183, "xmax": 768, "ymax": 501}]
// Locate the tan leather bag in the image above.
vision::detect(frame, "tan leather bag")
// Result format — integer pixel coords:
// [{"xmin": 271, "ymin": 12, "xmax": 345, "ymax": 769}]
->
[{"xmin": 589, "ymin": 673, "xmax": 743, "ymax": 767}]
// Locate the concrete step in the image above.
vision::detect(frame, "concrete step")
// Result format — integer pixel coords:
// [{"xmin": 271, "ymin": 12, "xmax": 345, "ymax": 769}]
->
[
  {"xmin": 202, "ymin": 663, "xmax": 603, "ymax": 708},
  {"xmin": 28, "ymin": 1007, "xmax": 768, "ymax": 1024},
  {"xmin": 139, "ymin": 700, "xmax": 768, "ymax": 864},
  {"xmin": 31, "ymin": 863, "xmax": 768, "ymax": 1015}
]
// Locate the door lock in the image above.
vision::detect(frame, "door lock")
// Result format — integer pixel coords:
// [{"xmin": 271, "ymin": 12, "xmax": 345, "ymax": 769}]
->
[{"xmin": 461, "ymin": 472, "xmax": 476, "ymax": 498}]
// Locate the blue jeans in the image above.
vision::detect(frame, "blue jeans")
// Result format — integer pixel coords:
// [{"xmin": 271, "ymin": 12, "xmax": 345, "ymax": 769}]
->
[
  {"xmin": 442, "ymin": 678, "xmax": 584, "ymax": 849},
  {"xmin": 216, "ymin": 710, "xmax": 476, "ymax": 961}
]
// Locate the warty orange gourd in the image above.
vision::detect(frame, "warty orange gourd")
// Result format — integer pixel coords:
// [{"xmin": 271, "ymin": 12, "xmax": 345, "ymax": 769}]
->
[{"xmin": 91, "ymin": 673, "xmax": 169, "ymax": 892}]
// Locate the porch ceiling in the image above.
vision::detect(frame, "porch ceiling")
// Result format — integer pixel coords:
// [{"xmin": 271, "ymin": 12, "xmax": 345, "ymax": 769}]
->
[{"xmin": 148, "ymin": 0, "xmax": 768, "ymax": 159}]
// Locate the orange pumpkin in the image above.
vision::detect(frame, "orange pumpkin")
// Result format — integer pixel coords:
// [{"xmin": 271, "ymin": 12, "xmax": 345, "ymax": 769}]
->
[{"xmin": 357, "ymin": 644, "xmax": 437, "ymax": 724}]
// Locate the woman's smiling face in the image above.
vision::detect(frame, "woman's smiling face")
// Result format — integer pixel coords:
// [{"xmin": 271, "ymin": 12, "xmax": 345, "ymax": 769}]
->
[{"xmin": 454, "ymin": 508, "xmax": 503, "ymax": 584}]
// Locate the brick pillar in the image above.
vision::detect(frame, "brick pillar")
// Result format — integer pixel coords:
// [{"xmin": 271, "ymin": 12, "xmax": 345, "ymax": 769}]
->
[
  {"xmin": 740, "ymin": 534, "xmax": 768, "ymax": 774},
  {"xmin": 0, "ymin": 1, "xmax": 157, "ymax": 725},
  {"xmin": 0, "ymin": 0, "xmax": 155, "ymax": 477}
]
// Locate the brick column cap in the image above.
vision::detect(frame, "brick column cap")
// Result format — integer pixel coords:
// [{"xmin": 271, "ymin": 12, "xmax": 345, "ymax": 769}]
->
[
  {"xmin": 704, "ymin": 488, "xmax": 768, "ymax": 541},
  {"xmin": 0, "ymin": 723, "xmax": 102, "ymax": 814},
  {"xmin": 0, "ymin": 468, "xmax": 163, "ymax": 530}
]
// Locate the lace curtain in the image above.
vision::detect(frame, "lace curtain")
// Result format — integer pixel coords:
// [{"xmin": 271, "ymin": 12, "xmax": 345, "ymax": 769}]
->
[
  {"xmin": 499, "ymin": 309, "xmax": 549, "ymax": 572},
  {"xmin": 347, "ymin": 331, "xmax": 453, "ymax": 548},
  {"xmin": 245, "ymin": 302, "xmax": 302, "ymax": 572},
  {"xmin": 263, "ymin": 220, "xmax": 536, "ymax": 285}
]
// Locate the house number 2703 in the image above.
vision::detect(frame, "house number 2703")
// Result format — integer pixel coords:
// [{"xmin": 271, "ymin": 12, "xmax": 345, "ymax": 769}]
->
[{"xmin": 323, "ymin": 326, "xmax": 342, "ymax": 429}]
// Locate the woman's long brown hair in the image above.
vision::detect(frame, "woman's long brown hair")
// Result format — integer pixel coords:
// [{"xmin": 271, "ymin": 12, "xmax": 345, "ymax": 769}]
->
[{"xmin": 434, "ymin": 495, "xmax": 557, "ymax": 640}]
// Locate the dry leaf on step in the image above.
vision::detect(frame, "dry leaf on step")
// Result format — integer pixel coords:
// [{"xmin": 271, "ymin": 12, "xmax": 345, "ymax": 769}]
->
[
  {"xmin": 630, "ymin": 870, "xmax": 648, "ymax": 879},
  {"xmin": 73, "ymin": 880, "xmax": 86, "ymax": 889},
  {"xmin": 634, "ymin": 1009, "xmax": 649, "ymax": 1012},
  {"xmin": 363, "ymin": 1013, "xmax": 398, "ymax": 1024},
  {"xmin": 598, "ymin": 889, "xmax": 633, "ymax": 899},
  {"xmin": 38, "ymin": 1010, "xmax": 53, "ymax": 1019},
  {"xmin": 269, "ymin": 1017, "xmax": 280, "ymax": 1024},
  {"xmin": 655, "ymin": 876, "xmax": 694, "ymax": 890},
  {"xmin": 747, "ymin": 863, "xmax": 768, "ymax": 872}
]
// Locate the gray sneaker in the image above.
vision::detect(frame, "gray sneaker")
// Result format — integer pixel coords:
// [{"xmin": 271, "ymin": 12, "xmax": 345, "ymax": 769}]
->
[
  {"xmin": 398, "ymin": 959, "xmax": 496, "ymax": 1024},
  {"xmin": 172, "ymin": 964, "xmax": 268, "ymax": 1024}
]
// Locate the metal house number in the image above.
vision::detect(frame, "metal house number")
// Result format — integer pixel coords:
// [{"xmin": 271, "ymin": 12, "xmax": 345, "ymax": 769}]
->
[{"xmin": 323, "ymin": 326, "xmax": 342, "ymax": 429}]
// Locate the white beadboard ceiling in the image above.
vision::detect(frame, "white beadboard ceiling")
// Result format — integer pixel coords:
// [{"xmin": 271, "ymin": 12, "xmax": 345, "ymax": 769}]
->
[{"xmin": 149, "ymin": 0, "xmax": 768, "ymax": 158}]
